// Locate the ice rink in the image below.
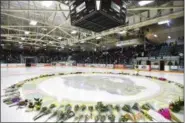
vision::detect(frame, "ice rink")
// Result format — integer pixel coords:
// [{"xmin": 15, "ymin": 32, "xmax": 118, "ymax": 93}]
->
[{"xmin": 1, "ymin": 67, "xmax": 184, "ymax": 122}]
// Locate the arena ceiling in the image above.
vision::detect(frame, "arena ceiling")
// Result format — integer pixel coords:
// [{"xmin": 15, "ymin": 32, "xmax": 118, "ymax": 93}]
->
[{"xmin": 1, "ymin": 0, "xmax": 184, "ymax": 52}]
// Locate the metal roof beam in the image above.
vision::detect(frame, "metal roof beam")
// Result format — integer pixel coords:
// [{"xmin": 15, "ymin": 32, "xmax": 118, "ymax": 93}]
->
[
  {"xmin": 1, "ymin": 27, "xmax": 62, "ymax": 44},
  {"xmin": 1, "ymin": 6, "xmax": 183, "ymax": 12},
  {"xmin": 1, "ymin": 12, "xmax": 75, "ymax": 41},
  {"xmin": 78, "ymin": 10, "xmax": 184, "ymax": 43}
]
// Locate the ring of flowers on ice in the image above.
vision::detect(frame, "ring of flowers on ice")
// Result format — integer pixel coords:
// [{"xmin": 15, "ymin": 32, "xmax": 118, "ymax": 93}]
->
[{"xmin": 2, "ymin": 72, "xmax": 184, "ymax": 122}]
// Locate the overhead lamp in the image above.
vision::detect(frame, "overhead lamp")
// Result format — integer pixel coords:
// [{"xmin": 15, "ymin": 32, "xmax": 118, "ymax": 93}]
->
[
  {"xmin": 154, "ymin": 34, "xmax": 158, "ymax": 37},
  {"xmin": 58, "ymin": 37, "xmax": 62, "ymax": 40},
  {"xmin": 96, "ymin": 36, "xmax": 102, "ymax": 40},
  {"xmin": 168, "ymin": 36, "xmax": 171, "ymax": 39},
  {"xmin": 96, "ymin": 0, "xmax": 101, "ymax": 10},
  {"xmin": 21, "ymin": 37, "xmax": 25, "ymax": 40},
  {"xmin": 30, "ymin": 20, "xmax": 37, "ymax": 26},
  {"xmin": 71, "ymin": 30, "xmax": 77, "ymax": 34},
  {"xmin": 118, "ymin": 30, "xmax": 127, "ymax": 34},
  {"xmin": 64, "ymin": 0, "xmax": 69, "ymax": 4},
  {"xmin": 42, "ymin": 28, "xmax": 47, "ymax": 31},
  {"xmin": 41, "ymin": 1, "xmax": 53, "ymax": 7},
  {"xmin": 158, "ymin": 20, "xmax": 169, "ymax": 25},
  {"xmin": 24, "ymin": 31, "xmax": 30, "ymax": 35},
  {"xmin": 116, "ymin": 43, "xmax": 122, "ymax": 47},
  {"xmin": 138, "ymin": 1, "xmax": 154, "ymax": 6}
]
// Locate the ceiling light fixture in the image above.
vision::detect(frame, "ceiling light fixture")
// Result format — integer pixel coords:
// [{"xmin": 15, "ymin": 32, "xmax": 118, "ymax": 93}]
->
[
  {"xmin": 71, "ymin": 30, "xmax": 77, "ymax": 34},
  {"xmin": 58, "ymin": 37, "xmax": 62, "ymax": 40},
  {"xmin": 154, "ymin": 34, "xmax": 158, "ymax": 37},
  {"xmin": 42, "ymin": 28, "xmax": 47, "ymax": 31},
  {"xmin": 64, "ymin": 1, "xmax": 69, "ymax": 4},
  {"xmin": 168, "ymin": 36, "xmax": 171, "ymax": 39},
  {"xmin": 21, "ymin": 37, "xmax": 25, "ymax": 40},
  {"xmin": 30, "ymin": 20, "xmax": 37, "ymax": 26},
  {"xmin": 118, "ymin": 30, "xmax": 127, "ymax": 34},
  {"xmin": 96, "ymin": 36, "xmax": 102, "ymax": 40},
  {"xmin": 138, "ymin": 1, "xmax": 154, "ymax": 6},
  {"xmin": 24, "ymin": 31, "xmax": 30, "ymax": 35},
  {"xmin": 96, "ymin": 0, "xmax": 101, "ymax": 10},
  {"xmin": 158, "ymin": 20, "xmax": 170, "ymax": 25},
  {"xmin": 41, "ymin": 1, "xmax": 53, "ymax": 7},
  {"xmin": 116, "ymin": 43, "xmax": 122, "ymax": 47}
]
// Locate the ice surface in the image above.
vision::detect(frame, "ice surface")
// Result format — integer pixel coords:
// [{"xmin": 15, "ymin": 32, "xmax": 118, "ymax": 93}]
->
[{"xmin": 1, "ymin": 67, "xmax": 184, "ymax": 122}]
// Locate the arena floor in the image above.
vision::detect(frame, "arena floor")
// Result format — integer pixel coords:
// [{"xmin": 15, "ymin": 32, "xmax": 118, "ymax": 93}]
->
[{"xmin": 1, "ymin": 67, "xmax": 184, "ymax": 122}]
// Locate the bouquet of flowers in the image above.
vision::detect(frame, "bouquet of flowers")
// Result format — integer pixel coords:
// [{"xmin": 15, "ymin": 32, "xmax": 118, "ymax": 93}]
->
[
  {"xmin": 100, "ymin": 115, "xmax": 106, "ymax": 122},
  {"xmin": 119, "ymin": 114, "xmax": 129, "ymax": 122},
  {"xmin": 141, "ymin": 103, "xmax": 153, "ymax": 111},
  {"xmin": 34, "ymin": 98, "xmax": 43, "ymax": 111},
  {"xmin": 132, "ymin": 103, "xmax": 140, "ymax": 111},
  {"xmin": 34, "ymin": 104, "xmax": 56, "ymax": 121},
  {"xmin": 169, "ymin": 101, "xmax": 182, "ymax": 112},
  {"xmin": 80, "ymin": 104, "xmax": 86, "ymax": 111},
  {"xmin": 84, "ymin": 115, "xmax": 90, "ymax": 122},
  {"xmin": 9, "ymin": 99, "xmax": 28, "ymax": 109},
  {"xmin": 45, "ymin": 105, "xmax": 63, "ymax": 122},
  {"xmin": 65, "ymin": 104, "xmax": 72, "ymax": 112},
  {"xmin": 94, "ymin": 115, "xmax": 100, "ymax": 122},
  {"xmin": 95, "ymin": 102, "xmax": 108, "ymax": 113},
  {"xmin": 3, "ymin": 96, "xmax": 21, "ymax": 105},
  {"xmin": 74, "ymin": 105, "xmax": 80, "ymax": 112},
  {"xmin": 114, "ymin": 104, "xmax": 121, "ymax": 112},
  {"xmin": 33, "ymin": 107, "xmax": 48, "ymax": 120},
  {"xmin": 159, "ymin": 77, "xmax": 167, "ymax": 81},
  {"xmin": 122, "ymin": 104, "xmax": 132, "ymax": 113},
  {"xmin": 62, "ymin": 110, "xmax": 75, "ymax": 122},
  {"xmin": 56, "ymin": 111, "xmax": 64, "ymax": 122},
  {"xmin": 108, "ymin": 114, "xmax": 115, "ymax": 122}
]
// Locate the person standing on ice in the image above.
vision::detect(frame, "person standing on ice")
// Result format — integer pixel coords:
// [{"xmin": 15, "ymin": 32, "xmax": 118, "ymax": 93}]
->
[{"xmin": 135, "ymin": 65, "xmax": 139, "ymax": 76}]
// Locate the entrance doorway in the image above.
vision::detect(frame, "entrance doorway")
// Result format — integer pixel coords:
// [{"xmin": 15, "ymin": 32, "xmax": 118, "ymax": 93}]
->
[
  {"xmin": 25, "ymin": 58, "xmax": 34, "ymax": 67},
  {"xmin": 146, "ymin": 60, "xmax": 151, "ymax": 65},
  {"xmin": 160, "ymin": 61, "xmax": 165, "ymax": 71}
]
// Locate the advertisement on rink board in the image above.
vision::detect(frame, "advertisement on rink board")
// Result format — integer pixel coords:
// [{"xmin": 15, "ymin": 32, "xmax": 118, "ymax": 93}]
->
[
  {"xmin": 170, "ymin": 66, "xmax": 178, "ymax": 70},
  {"xmin": 138, "ymin": 65, "xmax": 150, "ymax": 70},
  {"xmin": 76, "ymin": 64, "xmax": 114, "ymax": 68},
  {"xmin": 114, "ymin": 64, "xmax": 124, "ymax": 69},
  {"xmin": 124, "ymin": 65, "xmax": 134, "ymax": 69},
  {"xmin": 1, "ymin": 64, "xmax": 7, "ymax": 68},
  {"xmin": 151, "ymin": 65, "xmax": 159, "ymax": 70},
  {"xmin": 7, "ymin": 64, "xmax": 17, "ymax": 67}
]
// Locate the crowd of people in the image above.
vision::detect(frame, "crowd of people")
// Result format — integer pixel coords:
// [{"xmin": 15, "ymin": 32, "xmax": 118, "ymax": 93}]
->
[{"xmin": 0, "ymin": 41, "xmax": 184, "ymax": 65}]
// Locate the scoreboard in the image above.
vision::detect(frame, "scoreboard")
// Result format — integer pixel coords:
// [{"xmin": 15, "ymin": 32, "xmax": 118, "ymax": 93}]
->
[{"xmin": 70, "ymin": 0, "xmax": 127, "ymax": 32}]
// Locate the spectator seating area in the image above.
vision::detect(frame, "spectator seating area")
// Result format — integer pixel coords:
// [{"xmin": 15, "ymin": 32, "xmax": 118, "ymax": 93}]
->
[{"xmin": 0, "ymin": 42, "xmax": 184, "ymax": 65}]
